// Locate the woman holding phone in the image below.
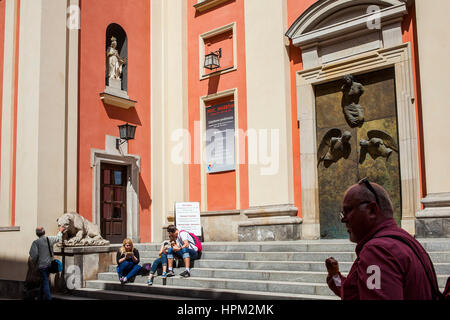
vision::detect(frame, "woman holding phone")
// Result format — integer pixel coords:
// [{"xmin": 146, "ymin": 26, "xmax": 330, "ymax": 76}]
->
[{"xmin": 116, "ymin": 238, "xmax": 141, "ymax": 284}]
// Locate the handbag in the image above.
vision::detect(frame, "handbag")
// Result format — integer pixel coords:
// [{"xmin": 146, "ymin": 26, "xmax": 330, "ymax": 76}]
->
[{"xmin": 46, "ymin": 237, "xmax": 62, "ymax": 274}]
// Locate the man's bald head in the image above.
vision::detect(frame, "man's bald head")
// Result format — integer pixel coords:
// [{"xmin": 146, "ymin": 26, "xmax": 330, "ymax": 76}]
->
[
  {"xmin": 344, "ymin": 181, "xmax": 394, "ymax": 219},
  {"xmin": 341, "ymin": 181, "xmax": 395, "ymax": 243},
  {"xmin": 36, "ymin": 227, "xmax": 45, "ymax": 237}
]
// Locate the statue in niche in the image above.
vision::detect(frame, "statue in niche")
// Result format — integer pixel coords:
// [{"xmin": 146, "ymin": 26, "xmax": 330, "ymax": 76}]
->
[
  {"xmin": 359, "ymin": 130, "xmax": 399, "ymax": 164},
  {"xmin": 107, "ymin": 36, "xmax": 127, "ymax": 81},
  {"xmin": 317, "ymin": 128, "xmax": 352, "ymax": 168},
  {"xmin": 341, "ymin": 74, "xmax": 365, "ymax": 128}
]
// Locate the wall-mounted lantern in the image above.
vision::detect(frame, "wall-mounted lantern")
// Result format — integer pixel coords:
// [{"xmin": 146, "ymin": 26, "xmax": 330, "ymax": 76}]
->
[
  {"xmin": 204, "ymin": 48, "xmax": 222, "ymax": 70},
  {"xmin": 116, "ymin": 123, "xmax": 137, "ymax": 150}
]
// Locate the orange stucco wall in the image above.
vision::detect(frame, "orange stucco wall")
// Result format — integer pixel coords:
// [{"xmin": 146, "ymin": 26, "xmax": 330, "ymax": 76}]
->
[
  {"xmin": 401, "ymin": 2, "xmax": 426, "ymax": 202},
  {"xmin": 187, "ymin": 0, "xmax": 249, "ymax": 211},
  {"xmin": 286, "ymin": 0, "xmax": 425, "ymax": 217},
  {"xmin": 77, "ymin": 0, "xmax": 151, "ymax": 241},
  {"xmin": 287, "ymin": 0, "xmax": 317, "ymax": 219}
]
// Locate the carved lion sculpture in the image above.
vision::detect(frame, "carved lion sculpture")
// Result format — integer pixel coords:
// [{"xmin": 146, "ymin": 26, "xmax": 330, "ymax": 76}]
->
[{"xmin": 57, "ymin": 212, "xmax": 110, "ymax": 246}]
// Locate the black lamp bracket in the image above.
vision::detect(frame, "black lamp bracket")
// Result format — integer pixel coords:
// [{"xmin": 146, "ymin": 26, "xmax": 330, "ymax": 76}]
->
[{"xmin": 116, "ymin": 138, "xmax": 128, "ymax": 150}]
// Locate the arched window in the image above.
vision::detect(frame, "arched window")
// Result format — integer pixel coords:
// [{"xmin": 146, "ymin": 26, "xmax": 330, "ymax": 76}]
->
[{"xmin": 105, "ymin": 23, "xmax": 128, "ymax": 92}]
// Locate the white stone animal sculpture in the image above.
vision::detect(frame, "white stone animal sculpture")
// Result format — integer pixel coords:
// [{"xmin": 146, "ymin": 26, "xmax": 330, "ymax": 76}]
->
[{"xmin": 57, "ymin": 212, "xmax": 110, "ymax": 246}]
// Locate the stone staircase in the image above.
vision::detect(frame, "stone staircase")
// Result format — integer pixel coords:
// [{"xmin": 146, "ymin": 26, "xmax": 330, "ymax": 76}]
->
[{"xmin": 65, "ymin": 239, "xmax": 450, "ymax": 300}]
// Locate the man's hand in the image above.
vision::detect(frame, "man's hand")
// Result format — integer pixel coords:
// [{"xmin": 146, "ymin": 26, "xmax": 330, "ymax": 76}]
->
[{"xmin": 325, "ymin": 257, "xmax": 340, "ymax": 276}]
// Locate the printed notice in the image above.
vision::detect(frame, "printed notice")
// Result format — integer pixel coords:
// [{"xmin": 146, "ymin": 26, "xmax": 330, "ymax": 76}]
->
[
  {"xmin": 205, "ymin": 101, "xmax": 235, "ymax": 173},
  {"xmin": 175, "ymin": 202, "xmax": 202, "ymax": 237}
]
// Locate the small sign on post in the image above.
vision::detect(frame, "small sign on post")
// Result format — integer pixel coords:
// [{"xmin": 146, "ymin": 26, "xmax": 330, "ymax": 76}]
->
[{"xmin": 174, "ymin": 202, "xmax": 202, "ymax": 240}]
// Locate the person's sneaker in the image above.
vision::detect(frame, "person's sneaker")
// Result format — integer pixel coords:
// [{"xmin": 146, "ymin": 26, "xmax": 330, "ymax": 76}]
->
[
  {"xmin": 119, "ymin": 277, "xmax": 125, "ymax": 284},
  {"xmin": 146, "ymin": 278, "xmax": 153, "ymax": 285},
  {"xmin": 179, "ymin": 270, "xmax": 190, "ymax": 278},
  {"xmin": 166, "ymin": 270, "xmax": 175, "ymax": 277},
  {"xmin": 161, "ymin": 272, "xmax": 167, "ymax": 279}
]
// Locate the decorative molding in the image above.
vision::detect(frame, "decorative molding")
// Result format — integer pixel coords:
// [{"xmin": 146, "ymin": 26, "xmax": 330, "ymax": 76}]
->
[
  {"xmin": 199, "ymin": 88, "xmax": 240, "ymax": 212},
  {"xmin": 201, "ymin": 209, "xmax": 241, "ymax": 217},
  {"xmin": 417, "ymin": 193, "xmax": 450, "ymax": 218},
  {"xmin": 0, "ymin": 226, "xmax": 20, "ymax": 232},
  {"xmin": 199, "ymin": 22, "xmax": 237, "ymax": 80},
  {"xmin": 296, "ymin": 43, "xmax": 420, "ymax": 238},
  {"xmin": 242, "ymin": 204, "xmax": 298, "ymax": 219},
  {"xmin": 100, "ymin": 92, "xmax": 136, "ymax": 109},
  {"xmin": 286, "ymin": 0, "xmax": 409, "ymax": 40},
  {"xmin": 193, "ymin": 0, "xmax": 232, "ymax": 13},
  {"xmin": 286, "ymin": 0, "xmax": 408, "ymax": 67},
  {"xmin": 90, "ymin": 148, "xmax": 141, "ymax": 243},
  {"xmin": 287, "ymin": 2, "xmax": 407, "ymax": 47}
]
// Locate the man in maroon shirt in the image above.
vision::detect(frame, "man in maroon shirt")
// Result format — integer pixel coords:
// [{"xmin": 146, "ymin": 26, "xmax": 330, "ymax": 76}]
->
[{"xmin": 326, "ymin": 178, "xmax": 440, "ymax": 300}]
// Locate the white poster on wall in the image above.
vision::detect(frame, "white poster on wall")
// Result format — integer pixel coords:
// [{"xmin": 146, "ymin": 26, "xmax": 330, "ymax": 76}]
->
[{"xmin": 174, "ymin": 202, "xmax": 202, "ymax": 237}]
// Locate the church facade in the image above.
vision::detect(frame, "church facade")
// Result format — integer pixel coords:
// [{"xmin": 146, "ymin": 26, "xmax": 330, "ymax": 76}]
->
[{"xmin": 0, "ymin": 0, "xmax": 449, "ymax": 281}]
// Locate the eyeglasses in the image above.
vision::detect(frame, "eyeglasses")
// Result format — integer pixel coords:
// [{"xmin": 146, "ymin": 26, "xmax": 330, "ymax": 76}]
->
[
  {"xmin": 338, "ymin": 178, "xmax": 379, "ymax": 220},
  {"xmin": 358, "ymin": 177, "xmax": 380, "ymax": 205},
  {"xmin": 339, "ymin": 201, "xmax": 371, "ymax": 220}
]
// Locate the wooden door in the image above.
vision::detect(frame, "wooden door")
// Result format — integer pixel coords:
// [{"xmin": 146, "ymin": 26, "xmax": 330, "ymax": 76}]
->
[{"xmin": 100, "ymin": 163, "xmax": 128, "ymax": 243}]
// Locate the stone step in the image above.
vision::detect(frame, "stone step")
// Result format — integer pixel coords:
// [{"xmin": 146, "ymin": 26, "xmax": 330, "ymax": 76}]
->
[
  {"xmin": 138, "ymin": 250, "xmax": 450, "ymax": 264},
  {"xmin": 96, "ymin": 272, "xmax": 335, "ymax": 296},
  {"xmin": 110, "ymin": 259, "xmax": 356, "ymax": 273},
  {"xmin": 84, "ymin": 280, "xmax": 338, "ymax": 300},
  {"xmin": 130, "ymin": 239, "xmax": 450, "ymax": 253},
  {"xmin": 111, "ymin": 259, "xmax": 450, "ymax": 275},
  {"xmin": 108, "ymin": 265, "xmax": 450, "ymax": 288},
  {"xmin": 139, "ymin": 251, "xmax": 358, "ymax": 261}
]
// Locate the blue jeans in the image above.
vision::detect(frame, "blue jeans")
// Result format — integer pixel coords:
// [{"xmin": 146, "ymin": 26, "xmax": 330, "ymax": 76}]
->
[
  {"xmin": 167, "ymin": 247, "xmax": 198, "ymax": 261},
  {"xmin": 39, "ymin": 267, "xmax": 51, "ymax": 300},
  {"xmin": 117, "ymin": 260, "xmax": 142, "ymax": 280},
  {"xmin": 150, "ymin": 254, "xmax": 168, "ymax": 274}
]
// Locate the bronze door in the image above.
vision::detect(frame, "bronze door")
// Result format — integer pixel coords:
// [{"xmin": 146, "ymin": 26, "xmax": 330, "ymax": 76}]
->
[
  {"xmin": 100, "ymin": 163, "xmax": 128, "ymax": 243},
  {"xmin": 315, "ymin": 68, "xmax": 401, "ymax": 239}
]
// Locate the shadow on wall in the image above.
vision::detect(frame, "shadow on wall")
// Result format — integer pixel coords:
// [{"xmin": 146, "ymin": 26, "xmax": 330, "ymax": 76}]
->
[
  {"xmin": 0, "ymin": 257, "xmax": 66, "ymax": 300},
  {"xmin": 103, "ymin": 103, "xmax": 142, "ymax": 126},
  {"xmin": 0, "ymin": 258, "xmax": 27, "ymax": 299},
  {"xmin": 139, "ymin": 174, "xmax": 151, "ymax": 211}
]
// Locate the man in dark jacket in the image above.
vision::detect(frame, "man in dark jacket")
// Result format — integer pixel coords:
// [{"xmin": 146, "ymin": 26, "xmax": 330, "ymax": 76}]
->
[{"xmin": 326, "ymin": 178, "xmax": 440, "ymax": 300}]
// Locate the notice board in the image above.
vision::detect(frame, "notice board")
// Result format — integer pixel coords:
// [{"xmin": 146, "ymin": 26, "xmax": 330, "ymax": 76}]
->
[{"xmin": 205, "ymin": 101, "xmax": 235, "ymax": 173}]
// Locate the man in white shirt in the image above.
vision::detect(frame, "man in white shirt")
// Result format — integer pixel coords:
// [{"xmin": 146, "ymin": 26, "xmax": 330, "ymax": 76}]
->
[{"xmin": 166, "ymin": 225, "xmax": 198, "ymax": 278}]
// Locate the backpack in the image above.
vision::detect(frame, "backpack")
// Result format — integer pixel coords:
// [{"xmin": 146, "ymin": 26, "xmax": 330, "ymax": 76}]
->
[{"xmin": 179, "ymin": 230, "xmax": 202, "ymax": 252}]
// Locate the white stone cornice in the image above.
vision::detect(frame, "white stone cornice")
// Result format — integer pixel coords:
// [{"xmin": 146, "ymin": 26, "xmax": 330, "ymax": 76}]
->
[{"xmin": 286, "ymin": 0, "xmax": 409, "ymax": 48}]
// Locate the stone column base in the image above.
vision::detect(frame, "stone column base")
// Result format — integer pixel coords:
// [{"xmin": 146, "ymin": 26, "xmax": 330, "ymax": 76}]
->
[
  {"xmin": 238, "ymin": 204, "xmax": 302, "ymax": 241},
  {"xmin": 54, "ymin": 245, "xmax": 118, "ymax": 289},
  {"xmin": 415, "ymin": 193, "xmax": 450, "ymax": 238}
]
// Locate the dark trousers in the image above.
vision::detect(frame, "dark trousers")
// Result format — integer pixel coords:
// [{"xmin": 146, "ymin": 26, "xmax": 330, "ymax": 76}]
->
[{"xmin": 38, "ymin": 267, "xmax": 51, "ymax": 300}]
